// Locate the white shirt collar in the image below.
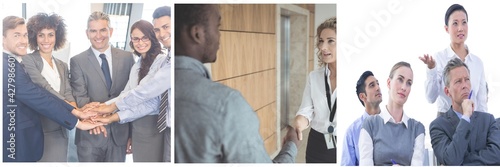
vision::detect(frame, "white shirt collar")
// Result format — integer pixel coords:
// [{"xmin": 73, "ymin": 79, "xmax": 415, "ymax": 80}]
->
[
  {"xmin": 4, "ymin": 50, "xmax": 22, "ymax": 63},
  {"xmin": 445, "ymin": 44, "xmax": 475, "ymax": 63},
  {"xmin": 91, "ymin": 46, "xmax": 112, "ymax": 59},
  {"xmin": 380, "ymin": 105, "xmax": 409, "ymax": 128}
]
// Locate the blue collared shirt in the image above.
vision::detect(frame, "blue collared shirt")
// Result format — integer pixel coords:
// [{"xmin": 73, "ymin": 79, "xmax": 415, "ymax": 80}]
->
[
  {"xmin": 453, "ymin": 110, "xmax": 471, "ymax": 123},
  {"xmin": 106, "ymin": 52, "xmax": 169, "ymax": 124},
  {"xmin": 342, "ymin": 112, "xmax": 369, "ymax": 166}
]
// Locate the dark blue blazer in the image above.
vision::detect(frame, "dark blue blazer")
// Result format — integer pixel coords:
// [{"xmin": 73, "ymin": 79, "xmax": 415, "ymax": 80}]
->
[{"xmin": 3, "ymin": 52, "xmax": 77, "ymax": 162}]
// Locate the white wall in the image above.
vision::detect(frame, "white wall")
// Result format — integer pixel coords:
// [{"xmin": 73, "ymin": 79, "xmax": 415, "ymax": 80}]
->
[
  {"xmin": 26, "ymin": 1, "xmax": 91, "ymax": 64},
  {"xmin": 337, "ymin": 0, "xmax": 500, "ymax": 155}
]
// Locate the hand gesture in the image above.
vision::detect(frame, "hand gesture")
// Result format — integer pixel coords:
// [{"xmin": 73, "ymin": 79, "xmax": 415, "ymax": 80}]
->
[
  {"xmin": 76, "ymin": 119, "xmax": 104, "ymax": 131},
  {"xmin": 91, "ymin": 103, "xmax": 117, "ymax": 114},
  {"xmin": 71, "ymin": 108, "xmax": 98, "ymax": 120},
  {"xmin": 418, "ymin": 54, "xmax": 436, "ymax": 69},
  {"xmin": 81, "ymin": 102, "xmax": 100, "ymax": 110},
  {"xmin": 126, "ymin": 138, "xmax": 133, "ymax": 154},
  {"xmin": 91, "ymin": 113, "xmax": 119, "ymax": 124},
  {"xmin": 282, "ymin": 125, "xmax": 301, "ymax": 148},
  {"xmin": 294, "ymin": 115, "xmax": 309, "ymax": 141},
  {"xmin": 89, "ymin": 125, "xmax": 108, "ymax": 138},
  {"xmin": 461, "ymin": 99, "xmax": 475, "ymax": 117}
]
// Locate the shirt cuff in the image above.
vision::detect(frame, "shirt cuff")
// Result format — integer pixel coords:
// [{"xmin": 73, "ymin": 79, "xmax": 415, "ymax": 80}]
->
[
  {"xmin": 116, "ymin": 110, "xmax": 132, "ymax": 124},
  {"xmin": 461, "ymin": 115, "xmax": 471, "ymax": 123},
  {"xmin": 74, "ymin": 119, "xmax": 79, "ymax": 129},
  {"xmin": 115, "ymin": 99, "xmax": 128, "ymax": 111}
]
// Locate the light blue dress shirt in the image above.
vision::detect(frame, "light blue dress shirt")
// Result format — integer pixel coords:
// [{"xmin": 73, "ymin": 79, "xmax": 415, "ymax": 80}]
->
[
  {"xmin": 342, "ymin": 112, "xmax": 369, "ymax": 166},
  {"xmin": 106, "ymin": 52, "xmax": 169, "ymax": 124}
]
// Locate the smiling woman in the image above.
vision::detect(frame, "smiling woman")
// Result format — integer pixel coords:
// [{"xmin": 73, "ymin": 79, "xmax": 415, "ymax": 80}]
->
[{"xmin": 22, "ymin": 12, "xmax": 77, "ymax": 162}]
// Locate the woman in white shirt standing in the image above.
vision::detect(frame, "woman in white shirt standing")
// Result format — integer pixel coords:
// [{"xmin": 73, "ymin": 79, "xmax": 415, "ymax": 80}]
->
[
  {"xmin": 419, "ymin": 4, "xmax": 488, "ymax": 115},
  {"xmin": 294, "ymin": 17, "xmax": 337, "ymax": 163},
  {"xmin": 23, "ymin": 13, "xmax": 77, "ymax": 162}
]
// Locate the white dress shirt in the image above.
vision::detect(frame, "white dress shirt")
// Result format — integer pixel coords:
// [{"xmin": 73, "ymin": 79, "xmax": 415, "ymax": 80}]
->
[
  {"xmin": 296, "ymin": 65, "xmax": 337, "ymax": 135},
  {"xmin": 90, "ymin": 46, "xmax": 113, "ymax": 78},
  {"xmin": 40, "ymin": 57, "xmax": 61, "ymax": 92},
  {"xmin": 358, "ymin": 106, "xmax": 425, "ymax": 166},
  {"xmin": 425, "ymin": 45, "xmax": 487, "ymax": 113}
]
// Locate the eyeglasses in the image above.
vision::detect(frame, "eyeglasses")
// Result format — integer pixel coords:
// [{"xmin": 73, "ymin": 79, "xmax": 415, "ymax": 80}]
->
[{"xmin": 131, "ymin": 36, "xmax": 150, "ymax": 43}]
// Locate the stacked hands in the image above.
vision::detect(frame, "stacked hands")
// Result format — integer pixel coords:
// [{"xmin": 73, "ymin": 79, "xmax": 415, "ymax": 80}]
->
[
  {"xmin": 71, "ymin": 102, "xmax": 118, "ymax": 138},
  {"xmin": 73, "ymin": 102, "xmax": 133, "ymax": 154}
]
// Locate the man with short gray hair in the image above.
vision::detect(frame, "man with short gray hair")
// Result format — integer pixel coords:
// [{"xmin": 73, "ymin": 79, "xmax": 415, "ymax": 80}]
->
[
  {"xmin": 430, "ymin": 58, "xmax": 500, "ymax": 165},
  {"xmin": 70, "ymin": 11, "xmax": 135, "ymax": 162}
]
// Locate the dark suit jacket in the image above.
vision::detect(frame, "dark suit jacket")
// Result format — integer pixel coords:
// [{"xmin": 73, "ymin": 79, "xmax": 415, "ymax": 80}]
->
[
  {"xmin": 23, "ymin": 51, "xmax": 74, "ymax": 138},
  {"xmin": 70, "ymin": 47, "xmax": 134, "ymax": 147},
  {"xmin": 430, "ymin": 107, "xmax": 500, "ymax": 165},
  {"xmin": 2, "ymin": 52, "xmax": 77, "ymax": 162}
]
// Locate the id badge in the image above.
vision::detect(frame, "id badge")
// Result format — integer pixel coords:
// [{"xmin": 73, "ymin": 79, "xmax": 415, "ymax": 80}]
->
[{"xmin": 324, "ymin": 134, "xmax": 335, "ymax": 149}]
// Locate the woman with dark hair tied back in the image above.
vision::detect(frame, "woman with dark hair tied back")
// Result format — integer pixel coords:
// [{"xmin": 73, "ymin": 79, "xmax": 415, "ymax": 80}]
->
[
  {"xmin": 23, "ymin": 12, "xmax": 76, "ymax": 162},
  {"xmin": 419, "ymin": 4, "xmax": 488, "ymax": 116},
  {"xmin": 294, "ymin": 17, "xmax": 337, "ymax": 163}
]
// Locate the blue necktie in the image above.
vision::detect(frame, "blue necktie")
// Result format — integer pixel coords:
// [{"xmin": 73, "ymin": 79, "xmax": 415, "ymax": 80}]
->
[{"xmin": 99, "ymin": 54, "xmax": 112, "ymax": 91}]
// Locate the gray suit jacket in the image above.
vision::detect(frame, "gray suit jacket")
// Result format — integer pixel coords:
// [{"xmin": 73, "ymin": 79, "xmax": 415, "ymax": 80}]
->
[
  {"xmin": 430, "ymin": 107, "xmax": 500, "ymax": 165},
  {"xmin": 23, "ymin": 51, "xmax": 75, "ymax": 138},
  {"xmin": 70, "ymin": 47, "xmax": 134, "ymax": 147}
]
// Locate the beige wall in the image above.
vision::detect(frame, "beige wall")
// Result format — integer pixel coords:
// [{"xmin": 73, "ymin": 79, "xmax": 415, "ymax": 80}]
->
[
  {"xmin": 296, "ymin": 4, "xmax": 317, "ymax": 73},
  {"xmin": 211, "ymin": 4, "xmax": 315, "ymax": 156},
  {"xmin": 212, "ymin": 4, "xmax": 278, "ymax": 155}
]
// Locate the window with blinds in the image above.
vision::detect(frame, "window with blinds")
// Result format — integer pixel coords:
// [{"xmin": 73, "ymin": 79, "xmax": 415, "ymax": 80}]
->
[
  {"xmin": 103, "ymin": 3, "xmax": 132, "ymax": 16},
  {"xmin": 103, "ymin": 3, "xmax": 132, "ymax": 50}
]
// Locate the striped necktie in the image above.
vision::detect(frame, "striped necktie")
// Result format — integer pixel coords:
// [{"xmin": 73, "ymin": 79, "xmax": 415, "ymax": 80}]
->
[{"xmin": 157, "ymin": 90, "xmax": 168, "ymax": 133}]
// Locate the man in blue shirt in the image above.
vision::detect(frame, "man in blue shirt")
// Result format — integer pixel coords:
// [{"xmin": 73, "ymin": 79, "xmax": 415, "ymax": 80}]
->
[{"xmin": 341, "ymin": 71, "xmax": 382, "ymax": 166}]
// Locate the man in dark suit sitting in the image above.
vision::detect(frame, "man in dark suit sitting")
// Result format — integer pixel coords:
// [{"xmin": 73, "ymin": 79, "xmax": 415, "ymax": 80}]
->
[
  {"xmin": 430, "ymin": 57, "xmax": 500, "ymax": 165},
  {"xmin": 2, "ymin": 16, "xmax": 101, "ymax": 162}
]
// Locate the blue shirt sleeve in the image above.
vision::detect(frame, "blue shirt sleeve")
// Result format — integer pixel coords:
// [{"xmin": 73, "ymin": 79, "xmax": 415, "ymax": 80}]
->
[{"xmin": 116, "ymin": 54, "xmax": 170, "ymax": 110}]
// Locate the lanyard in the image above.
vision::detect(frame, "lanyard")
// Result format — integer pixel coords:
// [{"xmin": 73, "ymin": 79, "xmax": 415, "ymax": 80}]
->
[{"xmin": 324, "ymin": 69, "xmax": 336, "ymax": 123}]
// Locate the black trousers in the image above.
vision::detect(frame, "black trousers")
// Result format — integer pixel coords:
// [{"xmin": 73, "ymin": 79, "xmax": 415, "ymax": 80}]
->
[{"xmin": 305, "ymin": 128, "xmax": 337, "ymax": 163}]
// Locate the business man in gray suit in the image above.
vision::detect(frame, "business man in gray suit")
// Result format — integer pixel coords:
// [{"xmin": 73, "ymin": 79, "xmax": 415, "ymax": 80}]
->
[
  {"xmin": 430, "ymin": 58, "xmax": 500, "ymax": 166},
  {"xmin": 70, "ymin": 11, "xmax": 135, "ymax": 162}
]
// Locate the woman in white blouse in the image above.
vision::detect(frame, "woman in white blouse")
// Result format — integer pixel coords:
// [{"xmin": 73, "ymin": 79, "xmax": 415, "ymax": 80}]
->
[
  {"xmin": 419, "ymin": 4, "xmax": 488, "ymax": 115},
  {"xmin": 294, "ymin": 17, "xmax": 337, "ymax": 163},
  {"xmin": 23, "ymin": 13, "xmax": 77, "ymax": 162}
]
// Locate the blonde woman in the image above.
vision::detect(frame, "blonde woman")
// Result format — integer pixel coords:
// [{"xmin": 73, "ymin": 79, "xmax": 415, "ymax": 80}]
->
[
  {"xmin": 294, "ymin": 17, "xmax": 337, "ymax": 163},
  {"xmin": 358, "ymin": 62, "xmax": 425, "ymax": 166}
]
